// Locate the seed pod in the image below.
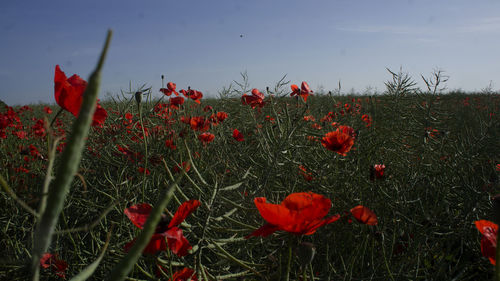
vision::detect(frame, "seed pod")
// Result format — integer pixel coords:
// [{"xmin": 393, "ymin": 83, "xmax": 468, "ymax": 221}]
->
[{"xmin": 135, "ymin": 91, "xmax": 142, "ymax": 104}]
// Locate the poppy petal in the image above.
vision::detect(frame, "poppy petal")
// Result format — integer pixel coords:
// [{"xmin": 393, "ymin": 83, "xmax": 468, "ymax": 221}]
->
[
  {"xmin": 165, "ymin": 227, "xmax": 192, "ymax": 257},
  {"xmin": 124, "ymin": 203, "xmax": 153, "ymax": 229},
  {"xmin": 475, "ymin": 220, "xmax": 499, "ymax": 234},
  {"xmin": 168, "ymin": 199, "xmax": 201, "ymax": 228},
  {"xmin": 350, "ymin": 205, "xmax": 378, "ymax": 225},
  {"xmin": 245, "ymin": 223, "xmax": 281, "ymax": 239}
]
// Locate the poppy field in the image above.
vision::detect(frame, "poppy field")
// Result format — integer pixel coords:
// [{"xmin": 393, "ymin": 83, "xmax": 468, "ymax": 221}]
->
[{"xmin": 1, "ymin": 32, "xmax": 500, "ymax": 281}]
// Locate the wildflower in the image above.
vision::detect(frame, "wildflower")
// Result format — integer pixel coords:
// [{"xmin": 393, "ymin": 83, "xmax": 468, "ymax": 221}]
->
[
  {"xmin": 475, "ymin": 220, "xmax": 498, "ymax": 265},
  {"xmin": 242, "ymin": 88, "xmax": 265, "ymax": 109},
  {"xmin": 54, "ymin": 65, "xmax": 107, "ymax": 126},
  {"xmin": 216, "ymin": 111, "xmax": 228, "ymax": 122},
  {"xmin": 298, "ymin": 165, "xmax": 314, "ymax": 181},
  {"xmin": 232, "ymin": 129, "xmax": 244, "ymax": 142},
  {"xmin": 40, "ymin": 253, "xmax": 68, "ymax": 279},
  {"xmin": 173, "ymin": 161, "xmax": 191, "ymax": 173},
  {"xmin": 165, "ymin": 139, "xmax": 177, "ymax": 150},
  {"xmin": 370, "ymin": 164, "xmax": 386, "ymax": 180},
  {"xmin": 169, "ymin": 268, "xmax": 197, "ymax": 281},
  {"xmin": 198, "ymin": 132, "xmax": 215, "ymax": 145},
  {"xmin": 290, "ymin": 81, "xmax": 313, "ymax": 102},
  {"xmin": 138, "ymin": 167, "xmax": 150, "ymax": 175},
  {"xmin": 180, "ymin": 88, "xmax": 203, "ymax": 104},
  {"xmin": 321, "ymin": 129, "xmax": 355, "ymax": 156},
  {"xmin": 44, "ymin": 106, "xmax": 53, "ymax": 114},
  {"xmin": 246, "ymin": 192, "xmax": 340, "ymax": 238},
  {"xmin": 124, "ymin": 200, "xmax": 201, "ymax": 256},
  {"xmin": 169, "ymin": 97, "xmax": 185, "ymax": 109},
  {"xmin": 350, "ymin": 206, "xmax": 378, "ymax": 225},
  {"xmin": 160, "ymin": 82, "xmax": 179, "ymax": 96},
  {"xmin": 203, "ymin": 105, "xmax": 213, "ymax": 112},
  {"xmin": 190, "ymin": 116, "xmax": 210, "ymax": 132}
]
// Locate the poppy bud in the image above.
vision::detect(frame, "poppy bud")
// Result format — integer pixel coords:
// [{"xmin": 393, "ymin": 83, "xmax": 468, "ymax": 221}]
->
[
  {"xmin": 135, "ymin": 91, "xmax": 142, "ymax": 104},
  {"xmin": 296, "ymin": 242, "xmax": 316, "ymax": 267},
  {"xmin": 161, "ymin": 75, "xmax": 164, "ymax": 80}
]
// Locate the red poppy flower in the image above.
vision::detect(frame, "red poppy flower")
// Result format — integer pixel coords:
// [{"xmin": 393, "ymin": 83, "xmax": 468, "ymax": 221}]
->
[
  {"xmin": 216, "ymin": 111, "xmax": 228, "ymax": 122},
  {"xmin": 321, "ymin": 130, "xmax": 355, "ymax": 156},
  {"xmin": 173, "ymin": 161, "xmax": 191, "ymax": 173},
  {"xmin": 203, "ymin": 105, "xmax": 213, "ymax": 112},
  {"xmin": 160, "ymin": 82, "xmax": 179, "ymax": 96},
  {"xmin": 298, "ymin": 165, "xmax": 314, "ymax": 181},
  {"xmin": 54, "ymin": 65, "xmax": 107, "ymax": 126},
  {"xmin": 180, "ymin": 88, "xmax": 203, "ymax": 104},
  {"xmin": 371, "ymin": 164, "xmax": 385, "ymax": 180},
  {"xmin": 350, "ymin": 205, "xmax": 378, "ymax": 225},
  {"xmin": 169, "ymin": 267, "xmax": 197, "ymax": 281},
  {"xmin": 44, "ymin": 106, "xmax": 53, "ymax": 114},
  {"xmin": 242, "ymin": 89, "xmax": 265, "ymax": 109},
  {"xmin": 475, "ymin": 220, "xmax": 498, "ymax": 265},
  {"xmin": 198, "ymin": 132, "xmax": 215, "ymax": 145},
  {"xmin": 124, "ymin": 200, "xmax": 201, "ymax": 256},
  {"xmin": 290, "ymin": 81, "xmax": 313, "ymax": 102},
  {"xmin": 232, "ymin": 129, "xmax": 244, "ymax": 142},
  {"xmin": 190, "ymin": 116, "xmax": 210, "ymax": 132},
  {"xmin": 40, "ymin": 253, "xmax": 68, "ymax": 279},
  {"xmin": 246, "ymin": 192, "xmax": 340, "ymax": 238},
  {"xmin": 169, "ymin": 97, "xmax": 185, "ymax": 109}
]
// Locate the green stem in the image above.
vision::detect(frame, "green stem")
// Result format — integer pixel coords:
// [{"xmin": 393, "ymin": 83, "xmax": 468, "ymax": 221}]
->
[
  {"xmin": 285, "ymin": 238, "xmax": 292, "ymax": 281},
  {"xmin": 137, "ymin": 101, "xmax": 148, "ymax": 201},
  {"xmin": 31, "ymin": 30, "xmax": 112, "ymax": 281}
]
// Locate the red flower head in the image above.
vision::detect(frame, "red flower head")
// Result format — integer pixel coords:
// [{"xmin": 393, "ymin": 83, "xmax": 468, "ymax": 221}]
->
[
  {"xmin": 40, "ymin": 253, "xmax": 68, "ymax": 279},
  {"xmin": 173, "ymin": 161, "xmax": 191, "ymax": 173},
  {"xmin": 290, "ymin": 81, "xmax": 313, "ymax": 102},
  {"xmin": 169, "ymin": 268, "xmax": 197, "ymax": 281},
  {"xmin": 216, "ymin": 111, "xmax": 228, "ymax": 122},
  {"xmin": 169, "ymin": 97, "xmax": 185, "ymax": 109},
  {"xmin": 298, "ymin": 165, "xmax": 314, "ymax": 182},
  {"xmin": 198, "ymin": 132, "xmax": 215, "ymax": 145},
  {"xmin": 350, "ymin": 206, "xmax": 378, "ymax": 225},
  {"xmin": 475, "ymin": 220, "xmax": 498, "ymax": 265},
  {"xmin": 242, "ymin": 89, "xmax": 265, "ymax": 109},
  {"xmin": 44, "ymin": 106, "xmax": 53, "ymax": 114},
  {"xmin": 321, "ymin": 129, "xmax": 355, "ymax": 156},
  {"xmin": 246, "ymin": 192, "xmax": 340, "ymax": 238},
  {"xmin": 160, "ymin": 82, "xmax": 179, "ymax": 96},
  {"xmin": 180, "ymin": 88, "xmax": 203, "ymax": 104},
  {"xmin": 370, "ymin": 164, "xmax": 386, "ymax": 180},
  {"xmin": 232, "ymin": 129, "xmax": 244, "ymax": 142},
  {"xmin": 190, "ymin": 116, "xmax": 210, "ymax": 132},
  {"xmin": 54, "ymin": 65, "xmax": 107, "ymax": 126},
  {"xmin": 124, "ymin": 200, "xmax": 201, "ymax": 256}
]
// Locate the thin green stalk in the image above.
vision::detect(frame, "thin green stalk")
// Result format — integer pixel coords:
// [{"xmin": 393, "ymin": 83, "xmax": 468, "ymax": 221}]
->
[
  {"xmin": 137, "ymin": 99, "xmax": 148, "ymax": 201},
  {"xmin": 31, "ymin": 30, "xmax": 112, "ymax": 281},
  {"xmin": 285, "ymin": 238, "xmax": 292, "ymax": 281},
  {"xmin": 106, "ymin": 174, "xmax": 184, "ymax": 281}
]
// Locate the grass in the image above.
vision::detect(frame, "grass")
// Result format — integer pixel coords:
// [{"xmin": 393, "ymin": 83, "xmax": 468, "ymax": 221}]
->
[{"xmin": 0, "ymin": 69, "xmax": 499, "ymax": 280}]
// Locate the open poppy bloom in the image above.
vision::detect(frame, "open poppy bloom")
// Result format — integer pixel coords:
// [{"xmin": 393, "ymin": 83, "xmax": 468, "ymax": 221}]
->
[
  {"xmin": 180, "ymin": 88, "xmax": 203, "ymax": 104},
  {"xmin": 290, "ymin": 81, "xmax": 313, "ymax": 102},
  {"xmin": 241, "ymin": 89, "xmax": 265, "ymax": 109},
  {"xmin": 124, "ymin": 200, "xmax": 201, "ymax": 256},
  {"xmin": 54, "ymin": 65, "xmax": 107, "ymax": 126},
  {"xmin": 169, "ymin": 96, "xmax": 185, "ymax": 109},
  {"xmin": 321, "ymin": 128, "xmax": 355, "ymax": 156},
  {"xmin": 246, "ymin": 192, "xmax": 340, "ymax": 238},
  {"xmin": 160, "ymin": 82, "xmax": 179, "ymax": 96},
  {"xmin": 40, "ymin": 253, "xmax": 68, "ymax": 279},
  {"xmin": 350, "ymin": 205, "xmax": 378, "ymax": 225},
  {"xmin": 475, "ymin": 220, "xmax": 498, "ymax": 265},
  {"xmin": 198, "ymin": 132, "xmax": 215, "ymax": 145}
]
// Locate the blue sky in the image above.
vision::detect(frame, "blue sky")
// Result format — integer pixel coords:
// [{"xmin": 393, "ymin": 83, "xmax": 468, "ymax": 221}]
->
[{"xmin": 1, "ymin": 0, "xmax": 500, "ymax": 105}]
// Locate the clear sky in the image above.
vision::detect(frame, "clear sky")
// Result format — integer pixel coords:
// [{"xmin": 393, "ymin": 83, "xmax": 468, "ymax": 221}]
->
[{"xmin": 1, "ymin": 0, "xmax": 500, "ymax": 105}]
